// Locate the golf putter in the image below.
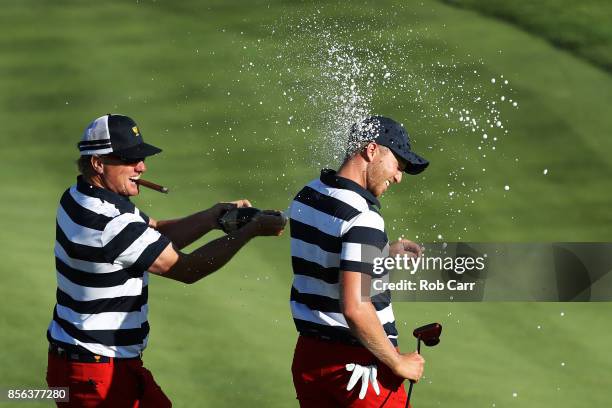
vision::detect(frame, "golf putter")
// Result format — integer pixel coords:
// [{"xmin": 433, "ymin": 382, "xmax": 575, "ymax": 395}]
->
[{"xmin": 406, "ymin": 323, "xmax": 442, "ymax": 408}]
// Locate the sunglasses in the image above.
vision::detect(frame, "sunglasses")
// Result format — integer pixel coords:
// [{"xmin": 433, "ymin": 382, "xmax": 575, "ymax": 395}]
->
[{"xmin": 101, "ymin": 155, "xmax": 146, "ymax": 165}]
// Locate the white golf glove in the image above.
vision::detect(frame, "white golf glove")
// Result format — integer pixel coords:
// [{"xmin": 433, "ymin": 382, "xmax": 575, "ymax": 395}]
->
[{"xmin": 346, "ymin": 363, "xmax": 380, "ymax": 399}]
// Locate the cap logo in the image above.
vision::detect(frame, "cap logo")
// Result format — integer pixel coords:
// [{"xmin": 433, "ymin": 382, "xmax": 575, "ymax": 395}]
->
[{"xmin": 132, "ymin": 126, "xmax": 140, "ymax": 137}]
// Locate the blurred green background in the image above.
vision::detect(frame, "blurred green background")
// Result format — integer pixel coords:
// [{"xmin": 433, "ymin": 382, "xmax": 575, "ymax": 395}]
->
[{"xmin": 1, "ymin": 0, "xmax": 610, "ymax": 407}]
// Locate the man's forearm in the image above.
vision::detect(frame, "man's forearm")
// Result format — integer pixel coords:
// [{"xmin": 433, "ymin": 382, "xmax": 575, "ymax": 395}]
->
[
  {"xmin": 341, "ymin": 271, "xmax": 400, "ymax": 371},
  {"xmin": 162, "ymin": 224, "xmax": 255, "ymax": 284},
  {"xmin": 155, "ymin": 210, "xmax": 217, "ymax": 250},
  {"xmin": 343, "ymin": 301, "xmax": 400, "ymax": 371}
]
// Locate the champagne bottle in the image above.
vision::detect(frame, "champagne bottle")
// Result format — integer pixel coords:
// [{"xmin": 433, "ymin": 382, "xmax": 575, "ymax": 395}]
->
[{"xmin": 217, "ymin": 207, "xmax": 287, "ymax": 233}]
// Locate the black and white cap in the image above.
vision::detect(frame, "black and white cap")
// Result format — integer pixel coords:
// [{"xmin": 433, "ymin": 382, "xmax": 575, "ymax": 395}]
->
[
  {"xmin": 78, "ymin": 114, "xmax": 162, "ymax": 159},
  {"xmin": 349, "ymin": 115, "xmax": 429, "ymax": 175}
]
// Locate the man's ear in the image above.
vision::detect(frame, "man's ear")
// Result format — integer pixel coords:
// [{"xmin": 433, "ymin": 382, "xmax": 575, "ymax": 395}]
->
[
  {"xmin": 362, "ymin": 142, "xmax": 378, "ymax": 163},
  {"xmin": 91, "ymin": 156, "xmax": 104, "ymax": 175}
]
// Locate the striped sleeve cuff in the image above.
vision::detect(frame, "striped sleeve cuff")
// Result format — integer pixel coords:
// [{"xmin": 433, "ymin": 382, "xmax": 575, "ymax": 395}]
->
[
  {"xmin": 340, "ymin": 240, "xmax": 385, "ymax": 276},
  {"xmin": 133, "ymin": 234, "xmax": 171, "ymax": 272},
  {"xmin": 339, "ymin": 260, "xmax": 376, "ymax": 275},
  {"xmin": 111, "ymin": 226, "xmax": 171, "ymax": 269}
]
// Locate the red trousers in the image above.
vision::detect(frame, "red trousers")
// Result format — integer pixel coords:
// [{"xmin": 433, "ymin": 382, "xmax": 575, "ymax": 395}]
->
[
  {"xmin": 292, "ymin": 335, "xmax": 410, "ymax": 407},
  {"xmin": 46, "ymin": 352, "xmax": 171, "ymax": 408}
]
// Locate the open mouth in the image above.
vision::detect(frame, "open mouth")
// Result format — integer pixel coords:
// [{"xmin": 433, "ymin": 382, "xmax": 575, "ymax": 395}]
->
[{"xmin": 129, "ymin": 175, "xmax": 141, "ymax": 185}]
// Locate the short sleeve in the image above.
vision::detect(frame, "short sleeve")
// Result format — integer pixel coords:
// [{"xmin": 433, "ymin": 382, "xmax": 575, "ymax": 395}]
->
[
  {"xmin": 101, "ymin": 212, "xmax": 171, "ymax": 269},
  {"xmin": 339, "ymin": 211, "xmax": 388, "ymax": 276}
]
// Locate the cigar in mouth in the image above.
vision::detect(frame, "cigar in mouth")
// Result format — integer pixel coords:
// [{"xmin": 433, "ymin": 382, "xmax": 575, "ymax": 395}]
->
[{"xmin": 136, "ymin": 178, "xmax": 169, "ymax": 194}]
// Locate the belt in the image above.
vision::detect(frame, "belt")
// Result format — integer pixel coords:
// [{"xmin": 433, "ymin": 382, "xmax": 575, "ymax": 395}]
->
[
  {"xmin": 48, "ymin": 343, "xmax": 141, "ymax": 363},
  {"xmin": 299, "ymin": 332, "xmax": 363, "ymax": 347}
]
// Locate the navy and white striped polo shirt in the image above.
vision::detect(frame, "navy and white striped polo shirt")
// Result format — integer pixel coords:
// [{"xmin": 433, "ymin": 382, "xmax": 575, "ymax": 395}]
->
[
  {"xmin": 47, "ymin": 176, "xmax": 171, "ymax": 358},
  {"xmin": 289, "ymin": 169, "xmax": 398, "ymax": 347}
]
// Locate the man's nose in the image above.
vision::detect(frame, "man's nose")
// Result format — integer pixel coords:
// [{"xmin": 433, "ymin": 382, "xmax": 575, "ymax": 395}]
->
[
  {"xmin": 136, "ymin": 161, "xmax": 146, "ymax": 172},
  {"xmin": 393, "ymin": 171, "xmax": 402, "ymax": 184}
]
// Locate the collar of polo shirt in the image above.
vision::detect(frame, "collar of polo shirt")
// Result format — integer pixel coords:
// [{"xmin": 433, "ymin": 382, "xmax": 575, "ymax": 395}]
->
[
  {"xmin": 76, "ymin": 176, "xmax": 137, "ymax": 214},
  {"xmin": 320, "ymin": 169, "xmax": 381, "ymax": 210}
]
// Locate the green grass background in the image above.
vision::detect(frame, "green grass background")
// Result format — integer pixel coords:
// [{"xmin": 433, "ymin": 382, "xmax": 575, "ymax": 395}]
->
[
  {"xmin": 443, "ymin": 0, "xmax": 612, "ymax": 72},
  {"xmin": 0, "ymin": 0, "xmax": 611, "ymax": 407}
]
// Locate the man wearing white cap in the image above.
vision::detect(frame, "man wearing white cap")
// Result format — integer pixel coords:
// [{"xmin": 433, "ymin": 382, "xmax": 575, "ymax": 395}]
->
[{"xmin": 46, "ymin": 114, "xmax": 286, "ymax": 407}]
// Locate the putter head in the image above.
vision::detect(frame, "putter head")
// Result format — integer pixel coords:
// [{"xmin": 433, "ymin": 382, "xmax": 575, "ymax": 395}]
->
[{"xmin": 413, "ymin": 322, "xmax": 442, "ymax": 346}]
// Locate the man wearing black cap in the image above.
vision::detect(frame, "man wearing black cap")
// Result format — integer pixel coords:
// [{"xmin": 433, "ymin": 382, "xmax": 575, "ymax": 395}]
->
[
  {"xmin": 46, "ymin": 114, "xmax": 286, "ymax": 407},
  {"xmin": 289, "ymin": 116, "xmax": 428, "ymax": 407}
]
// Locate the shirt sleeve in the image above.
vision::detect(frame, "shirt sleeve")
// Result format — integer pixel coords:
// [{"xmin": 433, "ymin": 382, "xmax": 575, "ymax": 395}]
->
[
  {"xmin": 101, "ymin": 212, "xmax": 171, "ymax": 270},
  {"xmin": 339, "ymin": 211, "xmax": 388, "ymax": 276}
]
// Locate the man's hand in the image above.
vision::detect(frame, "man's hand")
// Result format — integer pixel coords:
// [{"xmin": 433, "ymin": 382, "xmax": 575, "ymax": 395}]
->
[
  {"xmin": 208, "ymin": 199, "xmax": 252, "ymax": 229},
  {"xmin": 346, "ymin": 363, "xmax": 380, "ymax": 399},
  {"xmin": 390, "ymin": 352, "xmax": 425, "ymax": 382},
  {"xmin": 389, "ymin": 239, "xmax": 422, "ymax": 258}
]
